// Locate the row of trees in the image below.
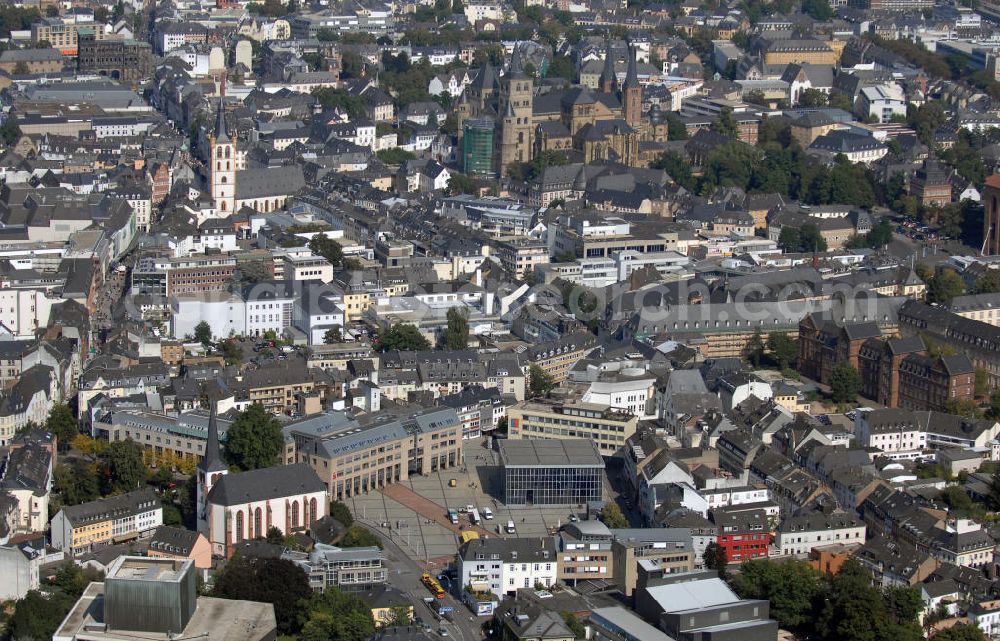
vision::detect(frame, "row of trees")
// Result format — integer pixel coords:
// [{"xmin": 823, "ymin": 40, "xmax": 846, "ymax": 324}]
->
[{"xmin": 726, "ymin": 558, "xmax": 956, "ymax": 641}]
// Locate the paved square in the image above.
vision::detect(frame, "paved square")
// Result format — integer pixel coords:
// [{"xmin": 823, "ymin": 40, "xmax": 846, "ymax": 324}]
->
[{"xmin": 343, "ymin": 437, "xmax": 610, "ymax": 564}]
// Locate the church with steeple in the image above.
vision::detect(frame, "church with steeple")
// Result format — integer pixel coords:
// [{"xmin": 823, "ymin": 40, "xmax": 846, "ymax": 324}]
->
[
  {"xmin": 196, "ymin": 403, "xmax": 329, "ymax": 558},
  {"xmin": 456, "ymin": 38, "xmax": 664, "ymax": 175},
  {"xmin": 196, "ymin": 403, "xmax": 228, "ymax": 536},
  {"xmin": 209, "ymin": 99, "xmax": 237, "ymax": 215},
  {"xmin": 205, "ymin": 88, "xmax": 305, "ymax": 216}
]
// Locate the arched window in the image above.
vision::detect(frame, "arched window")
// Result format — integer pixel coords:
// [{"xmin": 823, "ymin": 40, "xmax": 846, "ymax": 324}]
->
[
  {"xmin": 220, "ymin": 176, "xmax": 227, "ymax": 184},
  {"xmin": 291, "ymin": 501, "xmax": 299, "ymax": 528},
  {"xmin": 217, "ymin": 147, "xmax": 223, "ymax": 159},
  {"xmin": 309, "ymin": 497, "xmax": 317, "ymax": 525},
  {"xmin": 220, "ymin": 201, "xmax": 227, "ymax": 211},
  {"xmin": 225, "ymin": 146, "xmax": 231, "ymax": 158},
  {"xmin": 226, "ymin": 162, "xmax": 230, "ymax": 170},
  {"xmin": 254, "ymin": 507, "xmax": 262, "ymax": 538},
  {"xmin": 235, "ymin": 511, "xmax": 244, "ymax": 542}
]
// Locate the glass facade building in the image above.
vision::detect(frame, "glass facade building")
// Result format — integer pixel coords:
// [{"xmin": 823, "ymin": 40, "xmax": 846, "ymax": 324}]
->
[
  {"xmin": 499, "ymin": 439, "xmax": 604, "ymax": 506},
  {"xmin": 462, "ymin": 118, "xmax": 495, "ymax": 177}
]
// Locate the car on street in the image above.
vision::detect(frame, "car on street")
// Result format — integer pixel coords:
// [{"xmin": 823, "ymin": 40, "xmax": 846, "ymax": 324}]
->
[{"xmin": 439, "ymin": 628, "xmax": 449, "ymax": 637}]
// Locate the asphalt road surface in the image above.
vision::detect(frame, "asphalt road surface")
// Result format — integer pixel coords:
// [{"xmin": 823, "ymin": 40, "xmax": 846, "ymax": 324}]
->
[{"xmin": 360, "ymin": 518, "xmax": 486, "ymax": 641}]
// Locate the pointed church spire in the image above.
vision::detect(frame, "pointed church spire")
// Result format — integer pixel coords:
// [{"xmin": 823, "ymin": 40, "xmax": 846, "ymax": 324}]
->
[
  {"xmin": 199, "ymin": 402, "xmax": 227, "ymax": 474},
  {"xmin": 599, "ymin": 36, "xmax": 616, "ymax": 93},
  {"xmin": 508, "ymin": 43, "xmax": 528, "ymax": 80},
  {"xmin": 213, "ymin": 98, "xmax": 229, "ymax": 144},
  {"xmin": 623, "ymin": 45, "xmax": 639, "ymax": 91}
]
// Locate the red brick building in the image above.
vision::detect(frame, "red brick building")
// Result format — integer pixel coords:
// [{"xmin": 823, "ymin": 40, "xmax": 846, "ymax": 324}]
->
[
  {"xmin": 897, "ymin": 353, "xmax": 975, "ymax": 412},
  {"xmin": 798, "ymin": 314, "xmax": 882, "ymax": 384},
  {"xmin": 858, "ymin": 336, "xmax": 925, "ymax": 407}
]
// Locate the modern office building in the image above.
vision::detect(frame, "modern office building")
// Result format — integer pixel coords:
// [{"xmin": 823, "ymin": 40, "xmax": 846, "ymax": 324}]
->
[
  {"xmin": 290, "ymin": 543, "xmax": 387, "ymax": 592},
  {"xmin": 498, "ymin": 438, "xmax": 604, "ymax": 506},
  {"xmin": 463, "ymin": 118, "xmax": 495, "ymax": 176},
  {"xmin": 507, "ymin": 399, "xmax": 637, "ymax": 456}
]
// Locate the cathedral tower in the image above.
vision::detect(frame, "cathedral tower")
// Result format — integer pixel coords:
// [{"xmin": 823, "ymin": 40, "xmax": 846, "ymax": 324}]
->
[
  {"xmin": 497, "ymin": 45, "xmax": 534, "ymax": 170},
  {"xmin": 598, "ymin": 37, "xmax": 617, "ymax": 94},
  {"xmin": 622, "ymin": 46, "xmax": 642, "ymax": 128}
]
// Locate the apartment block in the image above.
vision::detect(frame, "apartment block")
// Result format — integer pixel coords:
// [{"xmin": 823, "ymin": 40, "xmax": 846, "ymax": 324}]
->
[
  {"xmin": 50, "ymin": 488, "xmax": 162, "ymax": 555},
  {"xmin": 507, "ymin": 399, "xmax": 638, "ymax": 456}
]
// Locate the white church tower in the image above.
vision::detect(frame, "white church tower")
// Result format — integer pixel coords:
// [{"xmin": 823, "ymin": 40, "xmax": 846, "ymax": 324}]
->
[
  {"xmin": 209, "ymin": 93, "xmax": 236, "ymax": 214},
  {"xmin": 196, "ymin": 403, "xmax": 228, "ymax": 535}
]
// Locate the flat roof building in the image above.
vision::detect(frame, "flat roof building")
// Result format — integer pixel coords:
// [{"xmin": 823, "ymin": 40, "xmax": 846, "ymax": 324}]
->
[
  {"xmin": 53, "ymin": 556, "xmax": 277, "ymax": 641},
  {"xmin": 498, "ymin": 438, "xmax": 605, "ymax": 506}
]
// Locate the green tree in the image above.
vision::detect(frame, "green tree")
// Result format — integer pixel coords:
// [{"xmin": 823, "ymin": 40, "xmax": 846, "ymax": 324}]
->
[
  {"xmin": 802, "ymin": 0, "xmax": 833, "ymax": 18},
  {"xmin": 448, "ymin": 172, "xmax": 480, "ymax": 195},
  {"xmin": 944, "ymin": 398, "xmax": 982, "ymax": 418},
  {"xmin": 266, "ymin": 525, "xmax": 285, "ymax": 544},
  {"xmin": 0, "ymin": 115, "xmax": 21, "ymax": 145},
  {"xmin": 341, "ymin": 525, "xmax": 383, "ymax": 548},
  {"xmin": 766, "ymin": 333, "xmax": 798, "ymax": 370},
  {"xmin": 194, "ymin": 321, "xmax": 212, "ymax": 345},
  {"xmin": 46, "ymin": 403, "xmax": 78, "ymax": 451},
  {"xmin": 53, "ymin": 561, "xmax": 103, "ymax": 598},
  {"xmin": 213, "ymin": 556, "xmax": 312, "ymax": 634},
  {"xmin": 298, "ymin": 587, "xmax": 376, "ymax": 641},
  {"xmin": 54, "ymin": 460, "xmax": 100, "ymax": 505},
  {"xmin": 778, "ymin": 226, "xmax": 801, "ymax": 252},
  {"xmin": 528, "ymin": 363, "xmax": 555, "ymax": 397},
  {"xmin": 598, "ymin": 502, "xmax": 628, "ymax": 529},
  {"xmin": 932, "ymin": 624, "xmax": 989, "ymax": 641},
  {"xmin": 651, "ymin": 150, "xmax": 696, "ymax": 190},
  {"xmin": 817, "ymin": 559, "xmax": 922, "ymax": 641},
  {"xmin": 376, "ymin": 323, "xmax": 431, "ymax": 352},
  {"xmin": 729, "ymin": 560, "xmax": 822, "ymax": 632},
  {"xmin": 712, "ymin": 107, "xmax": 738, "ymax": 139},
  {"xmin": 928, "ymin": 268, "xmax": 966, "ymax": 304},
  {"xmin": 746, "ymin": 328, "xmax": 765, "ymax": 367},
  {"xmin": 976, "ymin": 270, "xmax": 1000, "ymax": 294},
  {"xmin": 224, "ymin": 404, "xmax": 283, "ymax": 471},
  {"xmin": 162, "ymin": 502, "xmax": 183, "ymax": 526},
  {"xmin": 330, "ymin": 500, "xmax": 354, "ymax": 527},
  {"xmin": 829, "ymin": 363, "xmax": 862, "ymax": 404},
  {"xmin": 386, "ymin": 604, "xmax": 412, "ymax": 627},
  {"xmin": 798, "ymin": 88, "xmax": 829, "ymax": 107},
  {"xmin": 547, "ymin": 54, "xmax": 575, "ymax": 81},
  {"xmin": 560, "ymin": 611, "xmax": 586, "ymax": 639},
  {"xmin": 703, "ymin": 541, "xmax": 728, "ymax": 578},
  {"xmin": 799, "ymin": 223, "xmax": 828, "ymax": 252},
  {"xmin": 339, "ymin": 51, "xmax": 363, "ymax": 78},
  {"xmin": 867, "ymin": 218, "xmax": 894, "ymax": 247},
  {"xmin": 665, "ymin": 112, "xmax": 689, "ymax": 140},
  {"xmin": 99, "ymin": 439, "xmax": 146, "ymax": 493},
  {"xmin": 442, "ymin": 307, "xmax": 470, "ymax": 350},
  {"xmin": 308, "ymin": 234, "xmax": 344, "ymax": 267},
  {"xmin": 7, "ymin": 590, "xmax": 77, "ymax": 641},
  {"xmin": 323, "ymin": 327, "xmax": 342, "ymax": 344},
  {"xmin": 976, "ymin": 368, "xmax": 989, "ymax": 397},
  {"xmin": 311, "ymin": 87, "xmax": 367, "ymax": 119}
]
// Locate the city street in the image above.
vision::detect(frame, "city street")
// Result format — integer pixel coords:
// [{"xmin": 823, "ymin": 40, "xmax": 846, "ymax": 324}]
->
[{"xmin": 366, "ymin": 518, "xmax": 486, "ymax": 641}]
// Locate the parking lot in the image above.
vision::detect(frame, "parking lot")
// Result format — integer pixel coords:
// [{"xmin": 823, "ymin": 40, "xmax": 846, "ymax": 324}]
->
[{"xmin": 342, "ymin": 437, "xmax": 612, "ymax": 565}]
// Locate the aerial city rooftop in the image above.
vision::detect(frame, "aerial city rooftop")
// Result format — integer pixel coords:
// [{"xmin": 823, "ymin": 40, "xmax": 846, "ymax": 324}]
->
[{"xmin": 5, "ymin": 0, "xmax": 1000, "ymax": 640}]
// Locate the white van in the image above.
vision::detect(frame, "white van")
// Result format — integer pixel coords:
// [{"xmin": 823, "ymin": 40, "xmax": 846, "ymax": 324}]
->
[
  {"xmin": 505, "ymin": 520, "xmax": 516, "ymax": 534},
  {"xmin": 481, "ymin": 507, "xmax": 493, "ymax": 520}
]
